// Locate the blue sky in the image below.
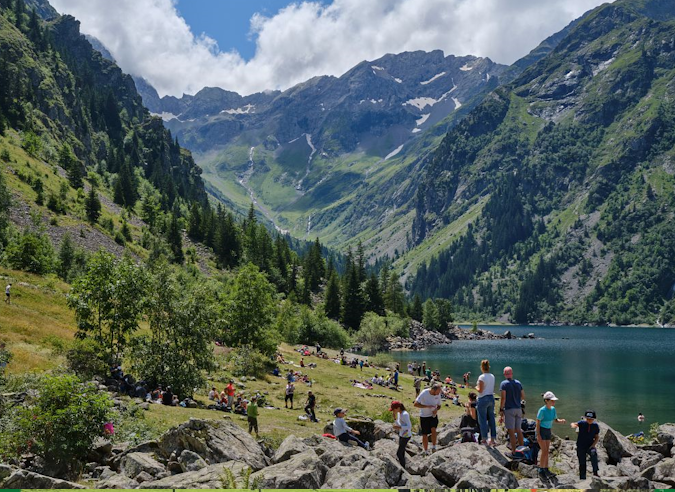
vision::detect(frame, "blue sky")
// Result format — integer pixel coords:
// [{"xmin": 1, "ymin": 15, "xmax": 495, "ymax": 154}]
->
[{"xmin": 175, "ymin": 0, "xmax": 330, "ymax": 60}]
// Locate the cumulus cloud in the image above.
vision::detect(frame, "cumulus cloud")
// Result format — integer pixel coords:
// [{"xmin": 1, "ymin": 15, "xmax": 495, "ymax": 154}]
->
[{"xmin": 49, "ymin": 0, "xmax": 612, "ymax": 97}]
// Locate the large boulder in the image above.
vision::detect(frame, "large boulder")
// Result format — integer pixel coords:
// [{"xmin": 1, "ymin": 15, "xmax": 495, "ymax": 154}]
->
[
  {"xmin": 144, "ymin": 461, "xmax": 248, "ymax": 489},
  {"xmin": 600, "ymin": 422, "xmax": 637, "ymax": 464},
  {"xmin": 437, "ymin": 417, "xmax": 462, "ymax": 446},
  {"xmin": 250, "ymin": 451, "xmax": 327, "ymax": 489},
  {"xmin": 631, "ymin": 449, "xmax": 665, "ymax": 471},
  {"xmin": 157, "ymin": 419, "xmax": 269, "ymax": 470},
  {"xmin": 108, "ymin": 440, "xmax": 159, "ymax": 470},
  {"xmin": 427, "ymin": 443, "xmax": 516, "ymax": 487},
  {"xmin": 642, "ymin": 457, "xmax": 675, "ymax": 487},
  {"xmin": 321, "ymin": 465, "xmax": 389, "ymax": 489},
  {"xmin": 404, "ymin": 473, "xmax": 444, "ymax": 489},
  {"xmin": 0, "ymin": 464, "xmax": 12, "ymax": 480},
  {"xmin": 372, "ymin": 420, "xmax": 395, "ymax": 440},
  {"xmin": 2, "ymin": 470, "xmax": 85, "ymax": 489},
  {"xmin": 272, "ymin": 435, "xmax": 309, "ymax": 463},
  {"xmin": 656, "ymin": 424, "xmax": 675, "ymax": 451},
  {"xmin": 119, "ymin": 452, "xmax": 166, "ymax": 479}
]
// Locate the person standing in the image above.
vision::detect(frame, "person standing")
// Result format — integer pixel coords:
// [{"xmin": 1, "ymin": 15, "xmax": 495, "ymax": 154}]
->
[
  {"xmin": 413, "ymin": 377, "xmax": 422, "ymax": 397},
  {"xmin": 536, "ymin": 391, "xmax": 566, "ymax": 480},
  {"xmin": 333, "ymin": 408, "xmax": 369, "ymax": 449},
  {"xmin": 393, "ymin": 368, "xmax": 399, "ymax": 390},
  {"xmin": 226, "ymin": 380, "xmax": 236, "ymax": 408},
  {"xmin": 390, "ymin": 401, "xmax": 412, "ymax": 467},
  {"xmin": 422, "ymin": 361, "xmax": 427, "ymax": 376},
  {"xmin": 247, "ymin": 396, "xmax": 259, "ymax": 437},
  {"xmin": 475, "ymin": 359, "xmax": 497, "ymax": 446},
  {"xmin": 305, "ymin": 391, "xmax": 318, "ymax": 422},
  {"xmin": 414, "ymin": 382, "xmax": 442, "ymax": 454},
  {"xmin": 5, "ymin": 283, "xmax": 11, "ymax": 305},
  {"xmin": 499, "ymin": 366, "xmax": 525, "ymax": 453},
  {"xmin": 285, "ymin": 382, "xmax": 295, "ymax": 409},
  {"xmin": 571, "ymin": 410, "xmax": 600, "ymax": 480}
]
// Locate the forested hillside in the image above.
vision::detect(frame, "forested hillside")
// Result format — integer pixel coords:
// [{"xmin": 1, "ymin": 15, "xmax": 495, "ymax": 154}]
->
[{"xmin": 409, "ymin": 0, "xmax": 675, "ymax": 326}]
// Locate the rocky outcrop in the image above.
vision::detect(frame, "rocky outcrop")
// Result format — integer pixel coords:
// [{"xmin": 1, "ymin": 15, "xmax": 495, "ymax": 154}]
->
[
  {"xmin": 250, "ymin": 451, "xmax": 327, "ymax": 489},
  {"xmin": 119, "ymin": 452, "xmax": 165, "ymax": 479},
  {"xmin": 642, "ymin": 457, "xmax": 675, "ymax": 487},
  {"xmin": 143, "ymin": 462, "xmax": 247, "ymax": 489},
  {"xmin": 426, "ymin": 443, "xmax": 516, "ymax": 488},
  {"xmin": 599, "ymin": 422, "xmax": 637, "ymax": 463},
  {"xmin": 2, "ymin": 470, "xmax": 85, "ymax": 489},
  {"xmin": 272, "ymin": 435, "xmax": 309, "ymax": 464},
  {"xmin": 156, "ymin": 419, "xmax": 269, "ymax": 471},
  {"xmin": 447, "ymin": 325, "xmax": 521, "ymax": 340},
  {"xmin": 386, "ymin": 320, "xmax": 452, "ymax": 350}
]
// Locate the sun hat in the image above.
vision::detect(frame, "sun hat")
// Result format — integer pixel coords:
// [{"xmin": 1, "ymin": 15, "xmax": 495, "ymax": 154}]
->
[
  {"xmin": 543, "ymin": 391, "xmax": 558, "ymax": 401},
  {"xmin": 333, "ymin": 408, "xmax": 346, "ymax": 416}
]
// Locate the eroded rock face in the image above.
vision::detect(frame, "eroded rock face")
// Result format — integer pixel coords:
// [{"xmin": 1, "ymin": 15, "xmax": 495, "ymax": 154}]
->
[
  {"xmin": 250, "ymin": 451, "xmax": 327, "ymax": 489},
  {"xmin": 95, "ymin": 473, "xmax": 138, "ymax": 489},
  {"xmin": 2, "ymin": 470, "xmax": 85, "ymax": 489},
  {"xmin": 642, "ymin": 457, "xmax": 675, "ymax": 487},
  {"xmin": 427, "ymin": 442, "xmax": 517, "ymax": 488},
  {"xmin": 178, "ymin": 450, "xmax": 208, "ymax": 472},
  {"xmin": 600, "ymin": 422, "xmax": 637, "ymax": 463},
  {"xmin": 156, "ymin": 419, "xmax": 269, "ymax": 471},
  {"xmin": 657, "ymin": 424, "xmax": 675, "ymax": 451},
  {"xmin": 119, "ymin": 452, "xmax": 165, "ymax": 479}
]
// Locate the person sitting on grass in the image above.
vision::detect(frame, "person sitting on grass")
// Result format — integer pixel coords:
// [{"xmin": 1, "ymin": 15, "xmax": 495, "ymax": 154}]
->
[
  {"xmin": 208, "ymin": 387, "xmax": 218, "ymax": 400},
  {"xmin": 333, "ymin": 408, "xmax": 369, "ymax": 450}
]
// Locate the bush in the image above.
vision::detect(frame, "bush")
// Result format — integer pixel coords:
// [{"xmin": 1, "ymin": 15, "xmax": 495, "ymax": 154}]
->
[
  {"xmin": 355, "ymin": 312, "xmax": 408, "ymax": 354},
  {"xmin": 227, "ymin": 345, "xmax": 274, "ymax": 379},
  {"xmin": 0, "ymin": 343, "xmax": 12, "ymax": 386},
  {"xmin": 66, "ymin": 339, "xmax": 108, "ymax": 380},
  {"xmin": 369, "ymin": 352, "xmax": 396, "ymax": 369},
  {"xmin": 297, "ymin": 307, "xmax": 351, "ymax": 349},
  {"xmin": 0, "ymin": 374, "xmax": 113, "ymax": 477},
  {"xmin": 4, "ymin": 227, "xmax": 56, "ymax": 274}
]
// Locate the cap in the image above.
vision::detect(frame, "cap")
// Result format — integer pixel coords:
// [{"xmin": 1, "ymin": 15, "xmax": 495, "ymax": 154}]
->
[
  {"xmin": 388, "ymin": 400, "xmax": 402, "ymax": 411},
  {"xmin": 333, "ymin": 408, "xmax": 346, "ymax": 416},
  {"xmin": 584, "ymin": 410, "xmax": 596, "ymax": 419},
  {"xmin": 543, "ymin": 391, "xmax": 558, "ymax": 401}
]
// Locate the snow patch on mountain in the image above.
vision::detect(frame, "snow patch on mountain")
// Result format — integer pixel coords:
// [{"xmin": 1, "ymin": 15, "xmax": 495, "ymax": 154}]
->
[
  {"xmin": 420, "ymin": 72, "xmax": 446, "ymax": 85},
  {"xmin": 221, "ymin": 104, "xmax": 255, "ymax": 115},
  {"xmin": 460, "ymin": 63, "xmax": 474, "ymax": 71},
  {"xmin": 153, "ymin": 112, "xmax": 178, "ymax": 121},
  {"xmin": 385, "ymin": 144, "xmax": 404, "ymax": 160},
  {"xmin": 416, "ymin": 113, "xmax": 430, "ymax": 126},
  {"xmin": 404, "ymin": 97, "xmax": 437, "ymax": 110},
  {"xmin": 452, "ymin": 97, "xmax": 462, "ymax": 109}
]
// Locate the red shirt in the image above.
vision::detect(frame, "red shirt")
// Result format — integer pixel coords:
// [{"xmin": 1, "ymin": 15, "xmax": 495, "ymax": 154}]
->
[{"xmin": 226, "ymin": 383, "xmax": 235, "ymax": 396}]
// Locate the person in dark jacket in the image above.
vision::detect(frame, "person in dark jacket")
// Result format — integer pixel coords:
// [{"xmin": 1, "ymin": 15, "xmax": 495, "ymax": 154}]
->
[{"xmin": 570, "ymin": 410, "xmax": 601, "ymax": 479}]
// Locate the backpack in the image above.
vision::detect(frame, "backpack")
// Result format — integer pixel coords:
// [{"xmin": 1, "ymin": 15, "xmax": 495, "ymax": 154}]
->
[
  {"xmin": 512, "ymin": 438, "xmax": 539, "ymax": 465},
  {"xmin": 460, "ymin": 426, "xmax": 478, "ymax": 443}
]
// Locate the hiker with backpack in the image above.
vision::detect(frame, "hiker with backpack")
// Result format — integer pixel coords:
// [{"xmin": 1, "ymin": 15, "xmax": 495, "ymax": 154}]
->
[
  {"xmin": 499, "ymin": 366, "xmax": 525, "ymax": 454},
  {"xmin": 570, "ymin": 410, "xmax": 600, "ymax": 479},
  {"xmin": 536, "ymin": 391, "xmax": 566, "ymax": 481}
]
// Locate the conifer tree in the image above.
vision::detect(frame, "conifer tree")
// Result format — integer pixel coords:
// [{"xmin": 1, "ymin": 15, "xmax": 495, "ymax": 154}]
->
[
  {"xmin": 324, "ymin": 271, "xmax": 341, "ymax": 320},
  {"xmin": 58, "ymin": 232, "xmax": 75, "ymax": 280},
  {"xmin": 341, "ymin": 260, "xmax": 364, "ymax": 330},
  {"xmin": 59, "ymin": 143, "xmax": 83, "ymax": 189},
  {"xmin": 167, "ymin": 213, "xmax": 184, "ymax": 264},
  {"xmin": 364, "ymin": 272, "xmax": 385, "ymax": 316},
  {"xmin": 356, "ymin": 240, "xmax": 366, "ymax": 283},
  {"xmin": 85, "ymin": 185, "xmax": 101, "ymax": 223},
  {"xmin": 187, "ymin": 202, "xmax": 202, "ymax": 240},
  {"xmin": 410, "ymin": 294, "xmax": 423, "ymax": 322}
]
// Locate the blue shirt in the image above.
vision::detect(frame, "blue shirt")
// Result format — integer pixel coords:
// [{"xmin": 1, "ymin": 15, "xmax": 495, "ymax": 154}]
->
[
  {"xmin": 537, "ymin": 405, "xmax": 557, "ymax": 429},
  {"xmin": 499, "ymin": 379, "xmax": 523, "ymax": 410}
]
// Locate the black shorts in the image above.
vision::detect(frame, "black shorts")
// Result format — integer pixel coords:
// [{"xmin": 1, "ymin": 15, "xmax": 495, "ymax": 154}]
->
[
  {"xmin": 539, "ymin": 427, "xmax": 552, "ymax": 440},
  {"xmin": 420, "ymin": 416, "xmax": 439, "ymax": 435}
]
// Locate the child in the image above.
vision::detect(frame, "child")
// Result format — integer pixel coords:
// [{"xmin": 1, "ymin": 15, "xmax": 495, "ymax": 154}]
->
[
  {"xmin": 390, "ymin": 401, "xmax": 412, "ymax": 466},
  {"xmin": 536, "ymin": 391, "xmax": 566, "ymax": 481},
  {"xmin": 570, "ymin": 410, "xmax": 600, "ymax": 480},
  {"xmin": 333, "ymin": 408, "xmax": 369, "ymax": 450}
]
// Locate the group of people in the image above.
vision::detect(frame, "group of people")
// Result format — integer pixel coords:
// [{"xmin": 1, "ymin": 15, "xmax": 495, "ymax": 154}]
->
[{"xmin": 368, "ymin": 369, "xmax": 399, "ymax": 389}]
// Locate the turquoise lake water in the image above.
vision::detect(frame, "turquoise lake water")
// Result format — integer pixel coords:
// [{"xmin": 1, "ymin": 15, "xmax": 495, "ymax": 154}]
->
[{"xmin": 392, "ymin": 325, "xmax": 675, "ymax": 436}]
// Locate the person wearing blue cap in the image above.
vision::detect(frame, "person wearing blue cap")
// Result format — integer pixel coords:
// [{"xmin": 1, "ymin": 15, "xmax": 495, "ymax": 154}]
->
[{"xmin": 570, "ymin": 410, "xmax": 600, "ymax": 479}]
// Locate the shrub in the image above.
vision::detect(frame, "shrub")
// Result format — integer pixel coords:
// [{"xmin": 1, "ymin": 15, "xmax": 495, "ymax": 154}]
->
[
  {"xmin": 0, "ymin": 374, "xmax": 113, "ymax": 477},
  {"xmin": 66, "ymin": 339, "xmax": 108, "ymax": 380},
  {"xmin": 226, "ymin": 345, "xmax": 274, "ymax": 379},
  {"xmin": 296, "ymin": 307, "xmax": 352, "ymax": 349},
  {"xmin": 355, "ymin": 312, "xmax": 408, "ymax": 354},
  {"xmin": 4, "ymin": 227, "xmax": 56, "ymax": 274},
  {"xmin": 0, "ymin": 343, "xmax": 12, "ymax": 386},
  {"xmin": 369, "ymin": 352, "xmax": 396, "ymax": 369}
]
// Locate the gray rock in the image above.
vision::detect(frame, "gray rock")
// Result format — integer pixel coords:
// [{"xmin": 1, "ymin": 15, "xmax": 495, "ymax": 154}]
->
[
  {"xmin": 135, "ymin": 471, "xmax": 154, "ymax": 483},
  {"xmin": 95, "ymin": 466, "xmax": 116, "ymax": 480},
  {"xmin": 178, "ymin": 449, "xmax": 207, "ymax": 472},
  {"xmin": 642, "ymin": 457, "xmax": 675, "ymax": 486},
  {"xmin": 427, "ymin": 443, "xmax": 515, "ymax": 487},
  {"xmin": 404, "ymin": 473, "xmax": 444, "ymax": 489},
  {"xmin": 454, "ymin": 467, "xmax": 519, "ymax": 489},
  {"xmin": 639, "ymin": 442, "xmax": 670, "ymax": 457},
  {"xmin": 321, "ymin": 465, "xmax": 389, "ymax": 489},
  {"xmin": 139, "ymin": 402, "xmax": 150, "ymax": 411},
  {"xmin": 437, "ymin": 417, "xmax": 461, "ymax": 446},
  {"xmin": 591, "ymin": 475, "xmax": 654, "ymax": 489},
  {"xmin": 108, "ymin": 441, "xmax": 159, "ymax": 470},
  {"xmin": 250, "ymin": 451, "xmax": 327, "ymax": 489},
  {"xmin": 157, "ymin": 418, "xmax": 269, "ymax": 471},
  {"xmin": 119, "ymin": 452, "xmax": 165, "ymax": 479},
  {"xmin": 517, "ymin": 462, "xmax": 539, "ymax": 478},
  {"xmin": 601, "ymin": 422, "xmax": 637, "ymax": 463},
  {"xmin": 632, "ymin": 450, "xmax": 665, "ymax": 471},
  {"xmin": 657, "ymin": 424, "xmax": 675, "ymax": 450},
  {"xmin": 272, "ymin": 435, "xmax": 309, "ymax": 463},
  {"xmin": 144, "ymin": 462, "xmax": 247, "ymax": 489},
  {"xmin": 372, "ymin": 420, "xmax": 394, "ymax": 440},
  {"xmin": 617, "ymin": 457, "xmax": 640, "ymax": 477},
  {"xmin": 96, "ymin": 473, "xmax": 141, "ymax": 489},
  {"xmin": 2, "ymin": 470, "xmax": 85, "ymax": 489}
]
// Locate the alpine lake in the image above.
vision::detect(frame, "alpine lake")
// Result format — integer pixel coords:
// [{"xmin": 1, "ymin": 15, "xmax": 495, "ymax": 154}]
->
[{"xmin": 392, "ymin": 325, "xmax": 675, "ymax": 437}]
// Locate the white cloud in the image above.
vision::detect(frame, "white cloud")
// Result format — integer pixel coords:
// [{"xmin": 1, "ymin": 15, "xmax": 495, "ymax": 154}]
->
[{"xmin": 49, "ymin": 0, "xmax": 612, "ymax": 97}]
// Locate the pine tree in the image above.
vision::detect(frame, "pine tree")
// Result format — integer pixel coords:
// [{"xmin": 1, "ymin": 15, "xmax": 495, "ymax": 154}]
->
[
  {"xmin": 187, "ymin": 202, "xmax": 202, "ymax": 240},
  {"xmin": 364, "ymin": 272, "xmax": 385, "ymax": 316},
  {"xmin": 84, "ymin": 185, "xmax": 101, "ymax": 223},
  {"xmin": 58, "ymin": 232, "xmax": 75, "ymax": 280},
  {"xmin": 341, "ymin": 261, "xmax": 364, "ymax": 330},
  {"xmin": 410, "ymin": 294, "xmax": 423, "ymax": 322},
  {"xmin": 384, "ymin": 272, "xmax": 406, "ymax": 316},
  {"xmin": 356, "ymin": 240, "xmax": 366, "ymax": 283},
  {"xmin": 324, "ymin": 271, "xmax": 341, "ymax": 320},
  {"xmin": 167, "ymin": 213, "xmax": 184, "ymax": 264},
  {"xmin": 114, "ymin": 161, "xmax": 138, "ymax": 208},
  {"xmin": 14, "ymin": 0, "xmax": 24, "ymax": 30},
  {"xmin": 59, "ymin": 143, "xmax": 83, "ymax": 189}
]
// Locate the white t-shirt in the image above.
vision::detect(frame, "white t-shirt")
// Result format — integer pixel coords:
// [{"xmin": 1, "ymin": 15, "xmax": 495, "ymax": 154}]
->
[
  {"xmin": 5, "ymin": 285, "xmax": 10, "ymax": 295},
  {"xmin": 477, "ymin": 372, "xmax": 495, "ymax": 397},
  {"xmin": 415, "ymin": 388, "xmax": 441, "ymax": 418}
]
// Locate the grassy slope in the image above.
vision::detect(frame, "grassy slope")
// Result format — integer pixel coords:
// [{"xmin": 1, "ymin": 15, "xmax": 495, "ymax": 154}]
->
[{"xmin": 142, "ymin": 343, "xmax": 469, "ymax": 444}]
